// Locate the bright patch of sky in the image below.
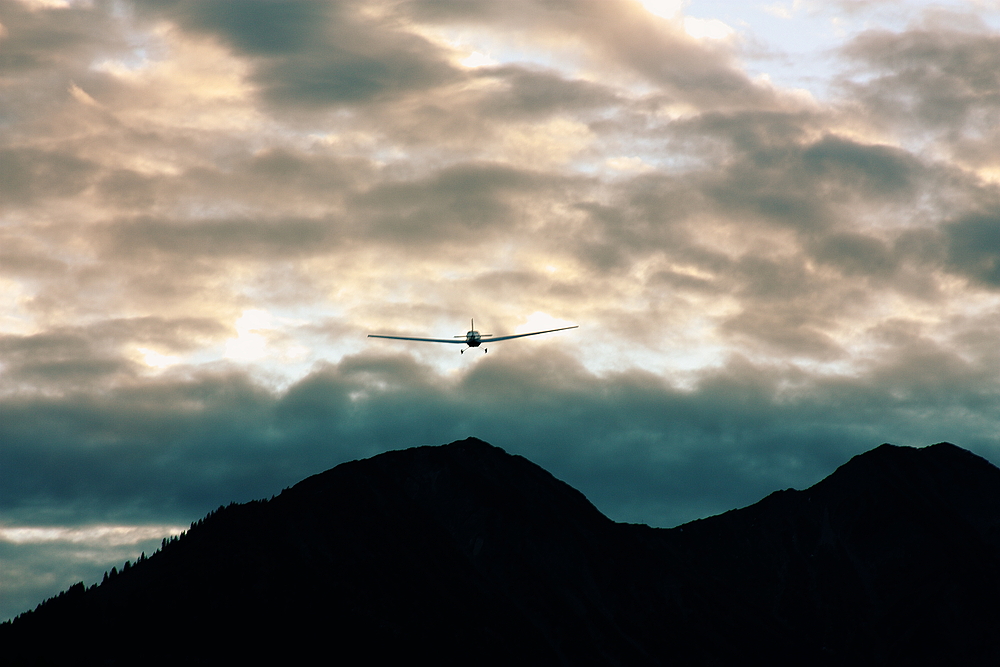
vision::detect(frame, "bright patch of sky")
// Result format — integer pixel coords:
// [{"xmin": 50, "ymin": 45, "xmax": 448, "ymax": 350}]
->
[
  {"xmin": 683, "ymin": 0, "xmax": 1000, "ymax": 100},
  {"xmin": 17, "ymin": 0, "xmax": 86, "ymax": 8},
  {"xmin": 461, "ymin": 51, "xmax": 498, "ymax": 68},
  {"xmin": 514, "ymin": 312, "xmax": 577, "ymax": 334},
  {"xmin": 0, "ymin": 523, "xmax": 184, "ymax": 546},
  {"xmin": 223, "ymin": 309, "xmax": 308, "ymax": 363},
  {"xmin": 138, "ymin": 348, "xmax": 180, "ymax": 369},
  {"xmin": 437, "ymin": 1, "xmax": 1000, "ymax": 108}
]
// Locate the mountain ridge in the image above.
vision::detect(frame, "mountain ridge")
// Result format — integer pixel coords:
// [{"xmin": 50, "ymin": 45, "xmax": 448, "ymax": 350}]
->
[{"xmin": 5, "ymin": 438, "xmax": 1000, "ymax": 665}]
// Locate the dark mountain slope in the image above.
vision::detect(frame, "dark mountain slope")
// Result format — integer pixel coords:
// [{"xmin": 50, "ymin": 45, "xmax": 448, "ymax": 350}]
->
[
  {"xmin": 657, "ymin": 442, "xmax": 1000, "ymax": 664},
  {"xmin": 3, "ymin": 439, "xmax": 681, "ymax": 665},
  {"xmin": 6, "ymin": 439, "xmax": 1000, "ymax": 665}
]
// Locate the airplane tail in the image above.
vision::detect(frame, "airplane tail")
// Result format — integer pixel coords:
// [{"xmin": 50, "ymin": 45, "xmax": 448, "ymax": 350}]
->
[{"xmin": 453, "ymin": 318, "xmax": 491, "ymax": 338}]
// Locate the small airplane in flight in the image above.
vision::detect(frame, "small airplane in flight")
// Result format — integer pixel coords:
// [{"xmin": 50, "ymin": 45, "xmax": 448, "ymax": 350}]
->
[{"xmin": 369, "ymin": 319, "xmax": 578, "ymax": 354}]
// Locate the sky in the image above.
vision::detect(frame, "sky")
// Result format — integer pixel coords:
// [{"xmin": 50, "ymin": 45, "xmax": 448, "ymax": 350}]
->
[{"xmin": 3, "ymin": 0, "xmax": 1000, "ymax": 620}]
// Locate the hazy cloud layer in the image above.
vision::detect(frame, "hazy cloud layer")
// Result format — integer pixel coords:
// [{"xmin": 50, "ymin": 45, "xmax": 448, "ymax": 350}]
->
[{"xmin": 3, "ymin": 0, "xmax": 1000, "ymax": 620}]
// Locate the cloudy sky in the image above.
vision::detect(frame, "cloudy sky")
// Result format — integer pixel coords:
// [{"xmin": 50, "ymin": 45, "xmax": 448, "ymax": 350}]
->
[{"xmin": 4, "ymin": 0, "xmax": 1000, "ymax": 619}]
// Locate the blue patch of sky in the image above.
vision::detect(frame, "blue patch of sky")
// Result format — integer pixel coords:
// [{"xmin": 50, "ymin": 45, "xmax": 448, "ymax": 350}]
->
[{"xmin": 686, "ymin": 0, "xmax": 1000, "ymax": 101}]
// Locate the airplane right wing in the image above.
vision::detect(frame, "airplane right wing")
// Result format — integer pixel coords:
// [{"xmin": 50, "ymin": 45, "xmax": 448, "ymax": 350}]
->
[
  {"xmin": 368, "ymin": 334, "xmax": 467, "ymax": 344},
  {"xmin": 485, "ymin": 325, "xmax": 578, "ymax": 342}
]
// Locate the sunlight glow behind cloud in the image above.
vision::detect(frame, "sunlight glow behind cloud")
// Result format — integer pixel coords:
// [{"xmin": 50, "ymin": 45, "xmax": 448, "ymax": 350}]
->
[
  {"xmin": 138, "ymin": 348, "xmax": 180, "ymax": 369},
  {"xmin": 515, "ymin": 312, "xmax": 577, "ymax": 335},
  {"xmin": 4, "ymin": 0, "xmax": 1000, "ymax": 624},
  {"xmin": 224, "ymin": 310, "xmax": 273, "ymax": 362},
  {"xmin": 461, "ymin": 51, "xmax": 498, "ymax": 68},
  {"xmin": 639, "ymin": 0, "xmax": 687, "ymax": 19}
]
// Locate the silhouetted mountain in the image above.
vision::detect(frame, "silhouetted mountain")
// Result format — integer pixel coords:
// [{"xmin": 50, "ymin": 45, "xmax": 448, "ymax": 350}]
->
[{"xmin": 5, "ymin": 438, "xmax": 1000, "ymax": 665}]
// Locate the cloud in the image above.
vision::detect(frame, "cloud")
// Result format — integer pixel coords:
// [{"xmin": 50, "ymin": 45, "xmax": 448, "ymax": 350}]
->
[
  {"xmin": 810, "ymin": 231, "xmax": 896, "ymax": 279},
  {"xmin": 0, "ymin": 317, "xmax": 227, "ymax": 392},
  {"xmin": 841, "ymin": 24, "xmax": 1000, "ymax": 154},
  {"xmin": 5, "ymin": 0, "xmax": 1000, "ymax": 625},
  {"xmin": 2, "ymin": 344, "xmax": 997, "ymax": 528},
  {"xmin": 102, "ymin": 216, "xmax": 342, "ymax": 259},
  {"xmin": 945, "ymin": 212, "xmax": 1000, "ymax": 287},
  {"xmin": 0, "ymin": 526, "xmax": 179, "ymax": 622},
  {"xmin": 0, "ymin": 0, "xmax": 116, "ymax": 73},
  {"xmin": 134, "ymin": 0, "xmax": 464, "ymax": 107},
  {"xmin": 351, "ymin": 162, "xmax": 563, "ymax": 244},
  {"xmin": 4, "ymin": 338, "xmax": 1000, "ymax": 620},
  {"xmin": 405, "ymin": 0, "xmax": 773, "ymax": 109},
  {"xmin": 0, "ymin": 148, "xmax": 97, "ymax": 206},
  {"xmin": 474, "ymin": 65, "xmax": 622, "ymax": 120}
]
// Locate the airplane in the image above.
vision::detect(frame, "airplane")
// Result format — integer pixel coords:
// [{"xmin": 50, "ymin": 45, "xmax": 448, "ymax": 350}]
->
[{"xmin": 368, "ymin": 319, "xmax": 578, "ymax": 354}]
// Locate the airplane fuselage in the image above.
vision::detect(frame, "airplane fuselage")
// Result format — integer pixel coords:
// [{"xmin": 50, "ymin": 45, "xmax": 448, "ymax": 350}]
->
[{"xmin": 367, "ymin": 319, "xmax": 576, "ymax": 354}]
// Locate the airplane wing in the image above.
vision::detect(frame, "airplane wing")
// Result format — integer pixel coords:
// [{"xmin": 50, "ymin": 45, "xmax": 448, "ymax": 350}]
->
[
  {"xmin": 484, "ymin": 325, "xmax": 578, "ymax": 342},
  {"xmin": 368, "ymin": 334, "xmax": 467, "ymax": 344}
]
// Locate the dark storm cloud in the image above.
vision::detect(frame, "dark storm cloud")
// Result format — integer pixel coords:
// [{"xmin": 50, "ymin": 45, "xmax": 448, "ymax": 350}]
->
[
  {"xmin": 0, "ymin": 371, "xmax": 281, "ymax": 523},
  {"xmin": 96, "ymin": 148, "xmax": 374, "ymax": 216},
  {"xmin": 0, "ymin": 317, "xmax": 225, "ymax": 388},
  {"xmin": 8, "ymin": 0, "xmax": 1000, "ymax": 625},
  {"xmin": 571, "ymin": 177, "xmax": 695, "ymax": 261},
  {"xmin": 474, "ymin": 65, "xmax": 622, "ymax": 119},
  {"xmin": 141, "ymin": 0, "xmax": 329, "ymax": 55},
  {"xmin": 103, "ymin": 216, "xmax": 342, "ymax": 259},
  {"xmin": 801, "ymin": 135, "xmax": 915, "ymax": 197},
  {"xmin": 0, "ymin": 331, "xmax": 131, "ymax": 387},
  {"xmin": 241, "ymin": 148, "xmax": 371, "ymax": 192},
  {"xmin": 0, "ymin": 147, "xmax": 97, "ymax": 205},
  {"xmin": 681, "ymin": 135, "xmax": 834, "ymax": 233},
  {"xmin": 841, "ymin": 25, "xmax": 1000, "ymax": 139},
  {"xmin": 672, "ymin": 110, "xmax": 815, "ymax": 164},
  {"xmin": 945, "ymin": 212, "xmax": 1000, "ymax": 287},
  {"xmin": 709, "ymin": 252, "xmax": 855, "ymax": 358},
  {"xmin": 353, "ymin": 162, "xmax": 560, "ymax": 244},
  {"xmin": 254, "ymin": 41, "xmax": 457, "ymax": 107},
  {"xmin": 678, "ymin": 111, "xmax": 923, "ymax": 198},
  {"xmin": 0, "ymin": 235, "xmax": 67, "ymax": 278},
  {"xmin": 3, "ymin": 346, "xmax": 998, "ymax": 533},
  {"xmin": 570, "ymin": 122, "xmax": 922, "ymax": 276},
  {"xmin": 551, "ymin": 119, "xmax": 951, "ymax": 357},
  {"xmin": 638, "ymin": 115, "xmax": 934, "ymax": 287},
  {"xmin": 567, "ymin": 203, "xmax": 640, "ymax": 272},
  {"xmin": 549, "ymin": 172, "xmax": 711, "ymax": 279},
  {"xmin": 721, "ymin": 308, "xmax": 843, "ymax": 359},
  {"xmin": 0, "ymin": 0, "xmax": 117, "ymax": 75},
  {"xmin": 134, "ymin": 0, "xmax": 463, "ymax": 107},
  {"xmin": 688, "ymin": 117, "xmax": 922, "ymax": 235},
  {"xmin": 811, "ymin": 232, "xmax": 897, "ymax": 279}
]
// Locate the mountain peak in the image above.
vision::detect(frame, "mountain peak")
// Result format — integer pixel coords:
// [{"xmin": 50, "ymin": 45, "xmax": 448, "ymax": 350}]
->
[
  {"xmin": 813, "ymin": 440, "xmax": 1000, "ymax": 514},
  {"xmin": 6, "ymin": 439, "xmax": 1000, "ymax": 665}
]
